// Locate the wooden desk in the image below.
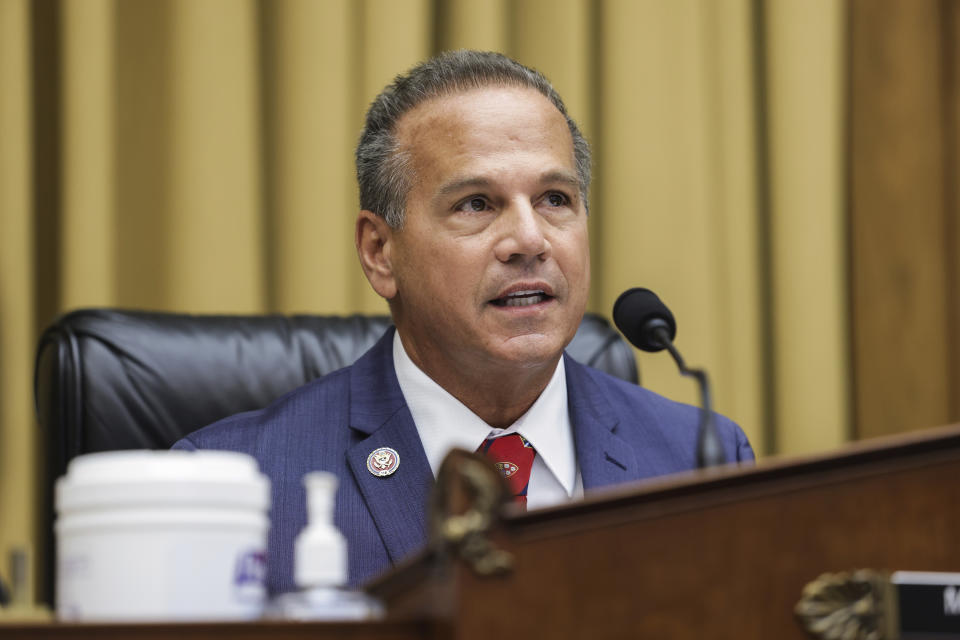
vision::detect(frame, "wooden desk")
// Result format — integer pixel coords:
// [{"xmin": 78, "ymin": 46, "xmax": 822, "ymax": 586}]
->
[
  {"xmin": 370, "ymin": 424, "xmax": 960, "ymax": 639},
  {"xmin": 0, "ymin": 620, "xmax": 435, "ymax": 640},
  {"xmin": 9, "ymin": 424, "xmax": 960, "ymax": 639}
]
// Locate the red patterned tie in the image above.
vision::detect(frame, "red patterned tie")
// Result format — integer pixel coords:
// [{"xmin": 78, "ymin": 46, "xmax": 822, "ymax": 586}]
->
[{"xmin": 478, "ymin": 434, "xmax": 536, "ymax": 508}]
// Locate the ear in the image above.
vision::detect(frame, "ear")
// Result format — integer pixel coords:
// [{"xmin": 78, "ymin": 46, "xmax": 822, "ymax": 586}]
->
[{"xmin": 355, "ymin": 210, "xmax": 398, "ymax": 300}]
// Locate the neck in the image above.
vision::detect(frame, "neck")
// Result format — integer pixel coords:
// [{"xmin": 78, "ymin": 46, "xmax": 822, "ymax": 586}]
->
[
  {"xmin": 445, "ymin": 364, "xmax": 557, "ymax": 429},
  {"xmin": 399, "ymin": 335, "xmax": 559, "ymax": 429}
]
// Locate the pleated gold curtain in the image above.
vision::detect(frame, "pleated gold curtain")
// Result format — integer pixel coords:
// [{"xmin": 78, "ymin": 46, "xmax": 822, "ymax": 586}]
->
[{"xmin": 0, "ymin": 0, "xmax": 847, "ymax": 602}]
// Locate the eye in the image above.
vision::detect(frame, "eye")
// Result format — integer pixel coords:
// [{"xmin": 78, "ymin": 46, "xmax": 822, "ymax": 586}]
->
[
  {"xmin": 545, "ymin": 192, "xmax": 570, "ymax": 207},
  {"xmin": 456, "ymin": 196, "xmax": 490, "ymax": 213}
]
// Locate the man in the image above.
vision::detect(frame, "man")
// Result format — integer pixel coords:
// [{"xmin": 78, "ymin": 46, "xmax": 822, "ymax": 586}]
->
[{"xmin": 174, "ymin": 50, "xmax": 754, "ymax": 594}]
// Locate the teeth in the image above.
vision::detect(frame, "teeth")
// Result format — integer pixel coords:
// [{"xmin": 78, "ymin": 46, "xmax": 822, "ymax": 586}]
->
[
  {"xmin": 502, "ymin": 293, "xmax": 546, "ymax": 307},
  {"xmin": 491, "ymin": 289, "xmax": 550, "ymax": 307}
]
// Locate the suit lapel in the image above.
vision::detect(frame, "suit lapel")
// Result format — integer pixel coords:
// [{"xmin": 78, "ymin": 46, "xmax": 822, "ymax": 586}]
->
[
  {"xmin": 346, "ymin": 328, "xmax": 434, "ymax": 564},
  {"xmin": 344, "ymin": 338, "xmax": 641, "ymax": 561},
  {"xmin": 564, "ymin": 354, "xmax": 640, "ymax": 490}
]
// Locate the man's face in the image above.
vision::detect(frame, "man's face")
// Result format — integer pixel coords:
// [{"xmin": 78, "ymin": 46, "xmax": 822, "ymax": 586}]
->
[{"xmin": 364, "ymin": 86, "xmax": 590, "ymax": 380}]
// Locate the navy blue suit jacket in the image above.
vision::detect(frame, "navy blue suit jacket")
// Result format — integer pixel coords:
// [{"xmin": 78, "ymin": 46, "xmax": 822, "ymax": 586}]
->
[{"xmin": 173, "ymin": 328, "xmax": 754, "ymax": 593}]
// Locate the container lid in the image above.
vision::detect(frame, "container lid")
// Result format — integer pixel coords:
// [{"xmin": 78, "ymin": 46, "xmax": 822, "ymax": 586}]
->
[{"xmin": 56, "ymin": 450, "xmax": 270, "ymax": 514}]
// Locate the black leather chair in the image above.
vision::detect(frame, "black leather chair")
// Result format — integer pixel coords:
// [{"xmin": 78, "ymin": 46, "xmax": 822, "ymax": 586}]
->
[{"xmin": 33, "ymin": 309, "xmax": 637, "ymax": 604}]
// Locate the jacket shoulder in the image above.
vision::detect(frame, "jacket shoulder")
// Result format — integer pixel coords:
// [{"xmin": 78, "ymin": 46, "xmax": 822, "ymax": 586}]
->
[
  {"xmin": 573, "ymin": 361, "xmax": 755, "ymax": 464},
  {"xmin": 173, "ymin": 366, "xmax": 352, "ymax": 454}
]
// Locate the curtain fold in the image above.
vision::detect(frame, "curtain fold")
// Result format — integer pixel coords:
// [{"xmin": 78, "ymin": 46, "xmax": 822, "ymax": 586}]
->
[
  {"xmin": 0, "ymin": 0, "xmax": 37, "ymax": 599},
  {"xmin": 440, "ymin": 0, "xmax": 508, "ymax": 52},
  {"xmin": 165, "ymin": 0, "xmax": 265, "ymax": 312},
  {"xmin": 355, "ymin": 0, "xmax": 431, "ymax": 314},
  {"xmin": 1, "ymin": 0, "xmax": 852, "ymax": 603},
  {"xmin": 60, "ymin": 0, "xmax": 115, "ymax": 308},
  {"xmin": 264, "ymin": 0, "xmax": 357, "ymax": 313},
  {"xmin": 765, "ymin": 0, "xmax": 849, "ymax": 453},
  {"xmin": 598, "ymin": 0, "xmax": 771, "ymax": 453}
]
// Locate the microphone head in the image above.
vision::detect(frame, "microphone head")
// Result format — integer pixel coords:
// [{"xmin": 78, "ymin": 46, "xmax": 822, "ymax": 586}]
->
[{"xmin": 613, "ymin": 288, "xmax": 677, "ymax": 352}]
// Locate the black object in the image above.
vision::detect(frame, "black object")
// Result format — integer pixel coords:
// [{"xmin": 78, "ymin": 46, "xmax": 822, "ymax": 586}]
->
[
  {"xmin": 895, "ymin": 574, "xmax": 960, "ymax": 637},
  {"xmin": 0, "ymin": 572, "xmax": 9, "ymax": 608},
  {"xmin": 613, "ymin": 288, "xmax": 726, "ymax": 470},
  {"xmin": 611, "ymin": 287, "xmax": 677, "ymax": 352},
  {"xmin": 34, "ymin": 308, "xmax": 638, "ymax": 605}
]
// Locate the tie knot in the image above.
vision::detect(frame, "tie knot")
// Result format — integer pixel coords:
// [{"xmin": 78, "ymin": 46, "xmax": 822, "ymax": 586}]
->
[{"xmin": 477, "ymin": 434, "xmax": 536, "ymax": 507}]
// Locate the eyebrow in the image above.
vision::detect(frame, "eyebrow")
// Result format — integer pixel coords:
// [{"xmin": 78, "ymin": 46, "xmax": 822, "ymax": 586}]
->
[
  {"xmin": 436, "ymin": 170, "xmax": 581, "ymax": 199},
  {"xmin": 437, "ymin": 177, "xmax": 494, "ymax": 198},
  {"xmin": 539, "ymin": 170, "xmax": 581, "ymax": 191}
]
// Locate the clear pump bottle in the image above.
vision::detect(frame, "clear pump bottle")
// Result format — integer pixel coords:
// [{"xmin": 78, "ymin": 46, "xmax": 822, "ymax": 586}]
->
[{"xmin": 268, "ymin": 472, "xmax": 383, "ymax": 621}]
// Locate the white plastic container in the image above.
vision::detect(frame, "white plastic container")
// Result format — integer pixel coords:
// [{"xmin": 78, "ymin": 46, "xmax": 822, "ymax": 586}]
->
[{"xmin": 55, "ymin": 450, "xmax": 270, "ymax": 621}]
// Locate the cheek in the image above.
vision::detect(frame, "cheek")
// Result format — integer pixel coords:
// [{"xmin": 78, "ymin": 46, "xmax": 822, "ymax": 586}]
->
[
  {"xmin": 579, "ymin": 251, "xmax": 591, "ymax": 292},
  {"xmin": 581, "ymin": 237, "xmax": 591, "ymax": 283},
  {"xmin": 396, "ymin": 246, "xmax": 471, "ymax": 305},
  {"xmin": 559, "ymin": 227, "xmax": 591, "ymax": 283}
]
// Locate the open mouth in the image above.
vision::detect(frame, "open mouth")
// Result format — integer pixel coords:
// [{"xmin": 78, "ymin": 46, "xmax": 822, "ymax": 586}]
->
[{"xmin": 490, "ymin": 290, "xmax": 554, "ymax": 308}]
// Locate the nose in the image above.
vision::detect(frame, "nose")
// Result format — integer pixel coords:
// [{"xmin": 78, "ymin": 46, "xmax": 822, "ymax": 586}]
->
[{"xmin": 493, "ymin": 202, "xmax": 550, "ymax": 263}]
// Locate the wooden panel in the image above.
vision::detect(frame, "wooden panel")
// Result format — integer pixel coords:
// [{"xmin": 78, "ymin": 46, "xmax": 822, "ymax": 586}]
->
[
  {"xmin": 947, "ymin": 0, "xmax": 960, "ymax": 420},
  {"xmin": 482, "ymin": 459, "xmax": 960, "ymax": 638},
  {"xmin": 373, "ymin": 424, "xmax": 960, "ymax": 639},
  {"xmin": 849, "ymin": 0, "xmax": 953, "ymax": 437}
]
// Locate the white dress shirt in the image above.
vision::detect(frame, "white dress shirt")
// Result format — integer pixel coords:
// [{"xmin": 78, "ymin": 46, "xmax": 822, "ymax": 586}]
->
[{"xmin": 392, "ymin": 332, "xmax": 584, "ymax": 509}]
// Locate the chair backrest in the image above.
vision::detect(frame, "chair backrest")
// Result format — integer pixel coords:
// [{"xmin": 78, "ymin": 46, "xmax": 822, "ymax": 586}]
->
[{"xmin": 33, "ymin": 309, "xmax": 637, "ymax": 603}]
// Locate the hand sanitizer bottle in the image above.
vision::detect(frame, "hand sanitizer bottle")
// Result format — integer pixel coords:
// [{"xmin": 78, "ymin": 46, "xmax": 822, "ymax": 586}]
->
[{"xmin": 269, "ymin": 472, "xmax": 382, "ymax": 620}]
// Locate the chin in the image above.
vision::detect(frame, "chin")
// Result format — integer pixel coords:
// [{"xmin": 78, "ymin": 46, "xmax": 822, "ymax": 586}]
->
[{"xmin": 489, "ymin": 334, "xmax": 566, "ymax": 370}]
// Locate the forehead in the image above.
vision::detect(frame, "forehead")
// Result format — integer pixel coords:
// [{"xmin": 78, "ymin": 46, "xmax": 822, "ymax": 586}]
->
[{"xmin": 393, "ymin": 86, "xmax": 576, "ymax": 181}]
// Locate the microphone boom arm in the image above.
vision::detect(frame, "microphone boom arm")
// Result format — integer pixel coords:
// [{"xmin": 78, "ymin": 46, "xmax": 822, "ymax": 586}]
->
[{"xmin": 650, "ymin": 325, "xmax": 726, "ymax": 468}]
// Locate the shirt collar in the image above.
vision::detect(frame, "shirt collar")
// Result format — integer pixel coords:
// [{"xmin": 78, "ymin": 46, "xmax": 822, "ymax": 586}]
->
[{"xmin": 392, "ymin": 332, "xmax": 577, "ymax": 496}]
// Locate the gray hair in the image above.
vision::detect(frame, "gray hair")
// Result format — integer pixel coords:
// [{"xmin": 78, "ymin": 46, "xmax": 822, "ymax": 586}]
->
[{"xmin": 356, "ymin": 50, "xmax": 591, "ymax": 229}]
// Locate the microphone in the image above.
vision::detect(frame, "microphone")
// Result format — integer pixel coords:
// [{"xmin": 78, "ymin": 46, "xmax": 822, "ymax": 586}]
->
[{"xmin": 613, "ymin": 288, "xmax": 726, "ymax": 468}]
